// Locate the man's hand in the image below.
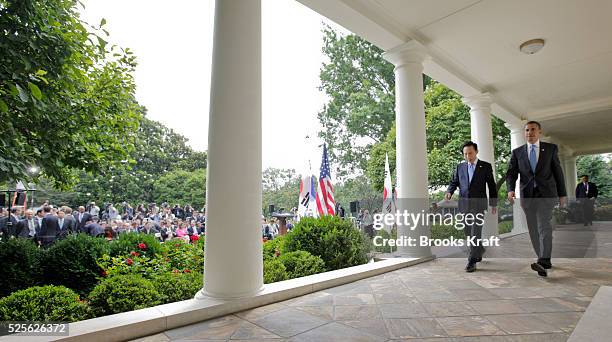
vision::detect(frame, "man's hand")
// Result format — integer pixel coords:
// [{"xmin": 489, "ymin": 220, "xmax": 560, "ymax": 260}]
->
[
  {"xmin": 559, "ymin": 196, "xmax": 567, "ymax": 207},
  {"xmin": 444, "ymin": 192, "xmax": 452, "ymax": 201},
  {"xmin": 491, "ymin": 207, "xmax": 497, "ymax": 215},
  {"xmin": 507, "ymin": 191, "xmax": 516, "ymax": 204}
]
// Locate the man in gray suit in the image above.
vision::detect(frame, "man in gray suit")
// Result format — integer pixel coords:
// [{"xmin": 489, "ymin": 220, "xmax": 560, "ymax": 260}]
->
[{"xmin": 507, "ymin": 121, "xmax": 566, "ymax": 277}]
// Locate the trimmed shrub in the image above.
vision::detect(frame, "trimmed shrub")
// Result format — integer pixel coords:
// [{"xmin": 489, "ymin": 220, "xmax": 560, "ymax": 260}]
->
[
  {"xmin": 371, "ymin": 228, "xmax": 396, "ymax": 253},
  {"xmin": 0, "ymin": 285, "xmax": 90, "ymax": 322},
  {"xmin": 263, "ymin": 235, "xmax": 286, "ymax": 261},
  {"xmin": 161, "ymin": 238, "xmax": 204, "ymax": 274},
  {"xmin": 595, "ymin": 204, "xmax": 612, "ymax": 220},
  {"xmin": 108, "ymin": 232, "xmax": 163, "ymax": 259},
  {"xmin": 152, "ymin": 271, "xmax": 203, "ymax": 304},
  {"xmin": 88, "ymin": 274, "xmax": 161, "ymax": 316},
  {"xmin": 263, "ymin": 259, "xmax": 288, "ymax": 284},
  {"xmin": 0, "ymin": 238, "xmax": 43, "ymax": 297},
  {"xmin": 42, "ymin": 234, "xmax": 109, "ymax": 295},
  {"xmin": 498, "ymin": 221, "xmax": 513, "ymax": 234},
  {"xmin": 284, "ymin": 216, "xmax": 369, "ymax": 271},
  {"xmin": 430, "ymin": 224, "xmax": 464, "ymax": 240},
  {"xmin": 97, "ymin": 253, "xmax": 170, "ymax": 280},
  {"xmin": 277, "ymin": 251, "xmax": 325, "ymax": 279}
]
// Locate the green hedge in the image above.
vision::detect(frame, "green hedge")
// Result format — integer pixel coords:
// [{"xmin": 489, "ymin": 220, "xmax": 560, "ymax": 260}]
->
[
  {"xmin": 108, "ymin": 233, "xmax": 163, "ymax": 259},
  {"xmin": 263, "ymin": 235, "xmax": 286, "ymax": 261},
  {"xmin": 595, "ymin": 204, "xmax": 612, "ymax": 220},
  {"xmin": 498, "ymin": 221, "xmax": 513, "ymax": 234},
  {"xmin": 277, "ymin": 251, "xmax": 325, "ymax": 279},
  {"xmin": 42, "ymin": 234, "xmax": 109, "ymax": 295},
  {"xmin": 263, "ymin": 258, "xmax": 288, "ymax": 284},
  {"xmin": 430, "ymin": 224, "xmax": 465, "ymax": 240},
  {"xmin": 0, "ymin": 285, "xmax": 90, "ymax": 322},
  {"xmin": 0, "ymin": 238, "xmax": 42, "ymax": 297},
  {"xmin": 284, "ymin": 216, "xmax": 369, "ymax": 271},
  {"xmin": 88, "ymin": 274, "xmax": 161, "ymax": 316},
  {"xmin": 161, "ymin": 238, "xmax": 204, "ymax": 273},
  {"xmin": 152, "ymin": 271, "xmax": 203, "ymax": 304}
]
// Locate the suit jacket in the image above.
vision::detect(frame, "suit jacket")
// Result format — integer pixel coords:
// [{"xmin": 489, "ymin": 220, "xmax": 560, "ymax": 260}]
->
[
  {"xmin": 75, "ymin": 212, "xmax": 93, "ymax": 232},
  {"xmin": 506, "ymin": 141, "xmax": 567, "ymax": 198},
  {"xmin": 447, "ymin": 159, "xmax": 498, "ymax": 213},
  {"xmin": 85, "ymin": 223, "xmax": 104, "ymax": 237},
  {"xmin": 0, "ymin": 215, "xmax": 20, "ymax": 238},
  {"xmin": 64, "ymin": 215, "xmax": 77, "ymax": 233},
  {"xmin": 39, "ymin": 214, "xmax": 60, "ymax": 244},
  {"xmin": 576, "ymin": 182, "xmax": 598, "ymax": 199},
  {"xmin": 16, "ymin": 218, "xmax": 39, "ymax": 238}
]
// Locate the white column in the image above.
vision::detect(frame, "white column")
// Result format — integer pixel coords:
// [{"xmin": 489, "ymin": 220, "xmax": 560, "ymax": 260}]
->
[
  {"xmin": 505, "ymin": 121, "xmax": 528, "ymax": 234},
  {"xmin": 564, "ymin": 156, "xmax": 577, "ymax": 200},
  {"xmin": 198, "ymin": 0, "xmax": 263, "ymax": 299},
  {"xmin": 462, "ymin": 94, "xmax": 498, "ymax": 238},
  {"xmin": 383, "ymin": 41, "xmax": 431, "ymax": 258}
]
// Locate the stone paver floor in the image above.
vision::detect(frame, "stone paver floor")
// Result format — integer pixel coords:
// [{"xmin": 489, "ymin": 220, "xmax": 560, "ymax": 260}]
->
[{"xmin": 135, "ymin": 256, "xmax": 612, "ymax": 342}]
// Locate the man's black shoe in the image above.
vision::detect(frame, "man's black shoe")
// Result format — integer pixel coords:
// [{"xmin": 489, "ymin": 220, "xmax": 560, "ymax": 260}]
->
[
  {"xmin": 465, "ymin": 262, "xmax": 476, "ymax": 273},
  {"xmin": 531, "ymin": 263, "xmax": 547, "ymax": 277},
  {"xmin": 538, "ymin": 258, "xmax": 552, "ymax": 269}
]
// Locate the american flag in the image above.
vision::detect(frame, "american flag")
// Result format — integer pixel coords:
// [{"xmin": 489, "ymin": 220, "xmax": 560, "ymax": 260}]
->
[{"xmin": 316, "ymin": 144, "xmax": 336, "ymax": 216}]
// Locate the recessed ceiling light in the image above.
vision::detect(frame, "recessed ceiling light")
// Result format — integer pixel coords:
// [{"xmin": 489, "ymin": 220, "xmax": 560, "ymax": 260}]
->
[{"xmin": 520, "ymin": 39, "xmax": 545, "ymax": 55}]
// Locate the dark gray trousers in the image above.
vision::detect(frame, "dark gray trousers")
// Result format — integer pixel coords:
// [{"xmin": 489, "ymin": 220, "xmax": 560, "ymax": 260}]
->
[{"xmin": 521, "ymin": 197, "xmax": 556, "ymax": 260}]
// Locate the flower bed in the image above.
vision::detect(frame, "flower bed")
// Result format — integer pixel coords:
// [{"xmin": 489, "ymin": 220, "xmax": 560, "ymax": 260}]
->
[{"xmin": 0, "ymin": 216, "xmax": 371, "ymax": 322}]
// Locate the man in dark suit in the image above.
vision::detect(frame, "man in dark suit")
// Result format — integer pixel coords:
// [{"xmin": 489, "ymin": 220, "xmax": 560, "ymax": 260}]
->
[
  {"xmin": 16, "ymin": 209, "xmax": 39, "ymax": 239},
  {"xmin": 38, "ymin": 206, "xmax": 60, "ymax": 247},
  {"xmin": 0, "ymin": 208, "xmax": 20, "ymax": 238},
  {"xmin": 75, "ymin": 206, "xmax": 92, "ymax": 233},
  {"xmin": 62, "ymin": 207, "xmax": 77, "ymax": 234},
  {"xmin": 446, "ymin": 141, "xmax": 498, "ymax": 272},
  {"xmin": 576, "ymin": 175, "xmax": 598, "ymax": 226},
  {"xmin": 507, "ymin": 121, "xmax": 566, "ymax": 277}
]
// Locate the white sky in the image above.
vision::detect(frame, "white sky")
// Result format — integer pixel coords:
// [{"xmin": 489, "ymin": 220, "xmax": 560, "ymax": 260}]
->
[{"xmin": 80, "ymin": 0, "xmax": 350, "ymax": 177}]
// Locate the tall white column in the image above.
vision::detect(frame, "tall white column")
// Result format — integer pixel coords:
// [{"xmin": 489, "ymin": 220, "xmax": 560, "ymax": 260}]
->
[
  {"xmin": 462, "ymin": 94, "xmax": 498, "ymax": 237},
  {"xmin": 564, "ymin": 155, "xmax": 577, "ymax": 200},
  {"xmin": 505, "ymin": 121, "xmax": 528, "ymax": 234},
  {"xmin": 198, "ymin": 0, "xmax": 263, "ymax": 299},
  {"xmin": 383, "ymin": 41, "xmax": 431, "ymax": 258}
]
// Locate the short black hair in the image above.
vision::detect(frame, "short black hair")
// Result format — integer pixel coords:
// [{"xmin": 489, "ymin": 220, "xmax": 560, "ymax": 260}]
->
[
  {"xmin": 525, "ymin": 120, "xmax": 542, "ymax": 129},
  {"xmin": 580, "ymin": 174, "xmax": 589, "ymax": 179},
  {"xmin": 461, "ymin": 141, "xmax": 478, "ymax": 152},
  {"xmin": 43, "ymin": 206, "xmax": 51, "ymax": 213}
]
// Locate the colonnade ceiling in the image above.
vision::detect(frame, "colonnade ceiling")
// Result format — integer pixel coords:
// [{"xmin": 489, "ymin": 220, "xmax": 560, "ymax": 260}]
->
[{"xmin": 298, "ymin": 0, "xmax": 612, "ymax": 143}]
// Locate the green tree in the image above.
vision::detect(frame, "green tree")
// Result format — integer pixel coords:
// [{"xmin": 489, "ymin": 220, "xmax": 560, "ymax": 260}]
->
[
  {"xmin": 262, "ymin": 168, "xmax": 300, "ymax": 214},
  {"xmin": 35, "ymin": 116, "xmax": 208, "ymax": 207},
  {"xmin": 577, "ymin": 154, "xmax": 612, "ymax": 198},
  {"xmin": 151, "ymin": 169, "xmax": 206, "ymax": 209},
  {"xmin": 318, "ymin": 26, "xmax": 395, "ymax": 177},
  {"xmin": 0, "ymin": 0, "xmax": 141, "ymax": 186}
]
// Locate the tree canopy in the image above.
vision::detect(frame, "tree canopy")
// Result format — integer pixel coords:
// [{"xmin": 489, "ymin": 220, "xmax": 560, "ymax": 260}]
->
[
  {"xmin": 0, "ymin": 0, "xmax": 141, "ymax": 187},
  {"xmin": 35, "ymin": 115, "xmax": 207, "ymax": 207}
]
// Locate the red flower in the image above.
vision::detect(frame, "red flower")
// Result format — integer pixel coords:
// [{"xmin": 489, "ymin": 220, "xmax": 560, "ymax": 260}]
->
[
  {"xmin": 183, "ymin": 269, "xmax": 191, "ymax": 273},
  {"xmin": 126, "ymin": 258, "xmax": 133, "ymax": 266},
  {"xmin": 172, "ymin": 269, "xmax": 179, "ymax": 274},
  {"xmin": 130, "ymin": 251, "xmax": 140, "ymax": 257},
  {"xmin": 138, "ymin": 243, "xmax": 147, "ymax": 250},
  {"xmin": 190, "ymin": 235, "xmax": 199, "ymax": 241},
  {"xmin": 100, "ymin": 270, "xmax": 107, "ymax": 277}
]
